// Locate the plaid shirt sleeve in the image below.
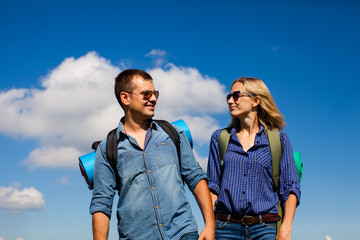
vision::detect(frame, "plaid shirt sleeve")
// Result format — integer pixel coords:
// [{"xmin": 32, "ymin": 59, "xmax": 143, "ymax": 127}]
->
[
  {"xmin": 206, "ymin": 129, "xmax": 222, "ymax": 195},
  {"xmin": 279, "ymin": 130, "xmax": 301, "ymax": 205}
]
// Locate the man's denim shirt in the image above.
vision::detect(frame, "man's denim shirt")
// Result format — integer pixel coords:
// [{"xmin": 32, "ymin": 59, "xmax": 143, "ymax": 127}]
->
[{"xmin": 90, "ymin": 119, "xmax": 207, "ymax": 240}]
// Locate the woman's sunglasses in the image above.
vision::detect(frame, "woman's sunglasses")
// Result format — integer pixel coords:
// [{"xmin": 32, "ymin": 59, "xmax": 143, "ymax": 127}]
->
[{"xmin": 226, "ymin": 90, "xmax": 254, "ymax": 101}]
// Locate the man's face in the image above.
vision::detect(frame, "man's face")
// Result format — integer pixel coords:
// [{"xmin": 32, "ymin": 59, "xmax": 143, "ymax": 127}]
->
[{"xmin": 127, "ymin": 75, "xmax": 158, "ymax": 120}]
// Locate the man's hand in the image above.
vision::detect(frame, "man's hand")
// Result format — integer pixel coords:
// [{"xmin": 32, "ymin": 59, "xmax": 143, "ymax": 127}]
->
[{"xmin": 198, "ymin": 224, "xmax": 215, "ymax": 240}]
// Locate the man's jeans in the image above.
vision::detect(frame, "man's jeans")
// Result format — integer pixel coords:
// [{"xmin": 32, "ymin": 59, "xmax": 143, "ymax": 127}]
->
[
  {"xmin": 180, "ymin": 231, "xmax": 199, "ymax": 240},
  {"xmin": 215, "ymin": 219, "xmax": 277, "ymax": 240}
]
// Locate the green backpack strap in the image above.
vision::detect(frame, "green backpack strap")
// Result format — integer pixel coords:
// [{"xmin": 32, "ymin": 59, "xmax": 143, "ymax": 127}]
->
[
  {"xmin": 266, "ymin": 128, "xmax": 283, "ymax": 233},
  {"xmin": 266, "ymin": 129, "xmax": 281, "ymax": 191},
  {"xmin": 219, "ymin": 128, "xmax": 231, "ymax": 175}
]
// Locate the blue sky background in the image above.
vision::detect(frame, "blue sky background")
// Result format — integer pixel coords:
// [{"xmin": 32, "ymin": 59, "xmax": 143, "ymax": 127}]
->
[{"xmin": 0, "ymin": 1, "xmax": 359, "ymax": 240}]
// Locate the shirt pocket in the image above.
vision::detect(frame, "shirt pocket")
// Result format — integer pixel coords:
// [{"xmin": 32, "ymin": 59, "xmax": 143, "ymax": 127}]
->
[
  {"xmin": 117, "ymin": 151, "xmax": 145, "ymax": 179},
  {"xmin": 151, "ymin": 137, "xmax": 178, "ymax": 168},
  {"xmin": 253, "ymin": 147, "xmax": 272, "ymax": 169}
]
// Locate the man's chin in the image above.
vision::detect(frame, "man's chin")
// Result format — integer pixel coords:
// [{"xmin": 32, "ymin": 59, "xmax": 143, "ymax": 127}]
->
[{"xmin": 144, "ymin": 111, "xmax": 155, "ymax": 119}]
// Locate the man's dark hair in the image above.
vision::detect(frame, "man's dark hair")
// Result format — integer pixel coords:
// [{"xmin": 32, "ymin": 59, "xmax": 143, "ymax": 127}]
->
[{"xmin": 114, "ymin": 69, "xmax": 153, "ymax": 108}]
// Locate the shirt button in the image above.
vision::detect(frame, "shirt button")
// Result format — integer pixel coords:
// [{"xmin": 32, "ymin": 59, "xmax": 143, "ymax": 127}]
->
[
  {"xmin": 162, "ymin": 142, "xmax": 165, "ymax": 145},
  {"xmin": 143, "ymin": 153, "xmax": 145, "ymax": 156},
  {"xmin": 244, "ymin": 174, "xmax": 246, "ymax": 176},
  {"xmin": 243, "ymin": 191, "xmax": 246, "ymax": 194},
  {"xmin": 156, "ymin": 206, "xmax": 158, "ymax": 209},
  {"xmin": 148, "ymin": 170, "xmax": 151, "ymax": 173},
  {"xmin": 152, "ymin": 187, "xmax": 155, "ymax": 190},
  {"xmin": 159, "ymin": 224, "xmax": 162, "ymax": 227}
]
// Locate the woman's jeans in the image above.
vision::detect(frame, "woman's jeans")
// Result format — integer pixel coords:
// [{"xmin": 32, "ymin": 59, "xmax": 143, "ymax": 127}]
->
[{"xmin": 215, "ymin": 219, "xmax": 277, "ymax": 240}]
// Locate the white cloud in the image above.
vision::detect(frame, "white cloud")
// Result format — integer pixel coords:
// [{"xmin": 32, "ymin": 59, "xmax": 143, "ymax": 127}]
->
[
  {"xmin": 0, "ymin": 182, "xmax": 45, "ymax": 213},
  {"xmin": 0, "ymin": 52, "xmax": 122, "ymax": 169},
  {"xmin": 146, "ymin": 49, "xmax": 167, "ymax": 57},
  {"xmin": 23, "ymin": 146, "xmax": 81, "ymax": 169},
  {"xmin": 16, "ymin": 238, "xmax": 25, "ymax": 240},
  {"xmin": 145, "ymin": 49, "xmax": 168, "ymax": 67},
  {"xmin": 325, "ymin": 235, "xmax": 333, "ymax": 240},
  {"xmin": 150, "ymin": 64, "xmax": 227, "ymax": 115},
  {"xmin": 57, "ymin": 177, "xmax": 71, "ymax": 185},
  {"xmin": 183, "ymin": 115, "xmax": 221, "ymax": 145},
  {"xmin": 0, "ymin": 51, "xmax": 121, "ymax": 141},
  {"xmin": 193, "ymin": 150, "xmax": 208, "ymax": 172},
  {"xmin": 0, "ymin": 51, "xmax": 228, "ymax": 170}
]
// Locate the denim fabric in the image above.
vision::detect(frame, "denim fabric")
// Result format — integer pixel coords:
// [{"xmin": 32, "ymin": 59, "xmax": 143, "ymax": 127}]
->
[
  {"xmin": 90, "ymin": 119, "xmax": 207, "ymax": 240},
  {"xmin": 207, "ymin": 125, "xmax": 300, "ymax": 217},
  {"xmin": 180, "ymin": 231, "xmax": 199, "ymax": 240},
  {"xmin": 215, "ymin": 219, "xmax": 276, "ymax": 240}
]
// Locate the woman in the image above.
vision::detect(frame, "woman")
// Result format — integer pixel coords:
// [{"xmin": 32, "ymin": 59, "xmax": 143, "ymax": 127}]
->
[{"xmin": 207, "ymin": 77, "xmax": 300, "ymax": 240}]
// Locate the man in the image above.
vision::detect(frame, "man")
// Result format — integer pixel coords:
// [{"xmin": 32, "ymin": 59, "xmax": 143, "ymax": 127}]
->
[{"xmin": 90, "ymin": 69, "xmax": 215, "ymax": 240}]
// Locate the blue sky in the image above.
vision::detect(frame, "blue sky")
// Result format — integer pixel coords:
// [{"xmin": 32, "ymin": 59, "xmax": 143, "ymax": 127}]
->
[{"xmin": 0, "ymin": 1, "xmax": 359, "ymax": 240}]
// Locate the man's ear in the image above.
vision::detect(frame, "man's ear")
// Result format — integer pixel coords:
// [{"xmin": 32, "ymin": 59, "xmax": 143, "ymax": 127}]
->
[{"xmin": 120, "ymin": 92, "xmax": 130, "ymax": 106}]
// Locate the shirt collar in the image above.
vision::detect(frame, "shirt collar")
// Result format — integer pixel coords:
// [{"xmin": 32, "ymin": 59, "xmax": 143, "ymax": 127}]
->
[
  {"xmin": 229, "ymin": 124, "xmax": 269, "ymax": 146},
  {"xmin": 118, "ymin": 117, "xmax": 126, "ymax": 135},
  {"xmin": 118, "ymin": 117, "xmax": 155, "ymax": 136},
  {"xmin": 256, "ymin": 124, "xmax": 270, "ymax": 146},
  {"xmin": 229, "ymin": 123, "xmax": 265, "ymax": 134}
]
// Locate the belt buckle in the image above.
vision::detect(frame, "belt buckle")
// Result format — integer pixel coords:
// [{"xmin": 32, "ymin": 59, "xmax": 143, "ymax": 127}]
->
[{"xmin": 241, "ymin": 216, "xmax": 254, "ymax": 225}]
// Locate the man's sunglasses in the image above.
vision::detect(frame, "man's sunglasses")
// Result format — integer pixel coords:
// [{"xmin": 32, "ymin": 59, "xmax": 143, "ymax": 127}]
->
[
  {"xmin": 130, "ymin": 90, "xmax": 159, "ymax": 100},
  {"xmin": 226, "ymin": 90, "xmax": 254, "ymax": 101}
]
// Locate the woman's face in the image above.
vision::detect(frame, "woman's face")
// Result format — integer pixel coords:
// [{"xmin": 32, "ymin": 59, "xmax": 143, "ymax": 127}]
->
[{"xmin": 227, "ymin": 82, "xmax": 256, "ymax": 119}]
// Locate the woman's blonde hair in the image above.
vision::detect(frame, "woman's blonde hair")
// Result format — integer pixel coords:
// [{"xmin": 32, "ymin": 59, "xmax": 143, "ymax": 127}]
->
[{"xmin": 229, "ymin": 77, "xmax": 285, "ymax": 130}]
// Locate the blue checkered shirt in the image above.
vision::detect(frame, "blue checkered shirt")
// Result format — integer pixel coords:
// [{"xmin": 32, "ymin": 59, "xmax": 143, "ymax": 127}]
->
[
  {"xmin": 90, "ymin": 119, "xmax": 207, "ymax": 239},
  {"xmin": 207, "ymin": 125, "xmax": 300, "ymax": 217}
]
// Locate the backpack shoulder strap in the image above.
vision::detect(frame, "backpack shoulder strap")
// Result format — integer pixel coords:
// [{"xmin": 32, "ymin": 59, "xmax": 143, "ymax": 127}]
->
[
  {"xmin": 219, "ymin": 128, "xmax": 231, "ymax": 175},
  {"xmin": 154, "ymin": 119, "xmax": 184, "ymax": 184},
  {"xmin": 266, "ymin": 128, "xmax": 283, "ymax": 232},
  {"xmin": 154, "ymin": 120, "xmax": 181, "ymax": 162},
  {"xmin": 106, "ymin": 128, "xmax": 120, "ymax": 191},
  {"xmin": 91, "ymin": 141, "xmax": 101, "ymax": 151},
  {"xmin": 266, "ymin": 128, "xmax": 282, "ymax": 191}
]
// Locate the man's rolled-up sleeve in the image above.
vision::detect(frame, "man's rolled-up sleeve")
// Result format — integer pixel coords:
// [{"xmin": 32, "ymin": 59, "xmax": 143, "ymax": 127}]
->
[
  {"xmin": 177, "ymin": 129, "xmax": 208, "ymax": 192},
  {"xmin": 89, "ymin": 141, "xmax": 117, "ymax": 219}
]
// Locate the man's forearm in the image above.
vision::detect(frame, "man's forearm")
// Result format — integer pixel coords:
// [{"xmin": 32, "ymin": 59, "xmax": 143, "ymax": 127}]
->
[
  {"xmin": 193, "ymin": 180, "xmax": 215, "ymax": 224},
  {"xmin": 193, "ymin": 179, "xmax": 215, "ymax": 239},
  {"xmin": 92, "ymin": 212, "xmax": 110, "ymax": 240}
]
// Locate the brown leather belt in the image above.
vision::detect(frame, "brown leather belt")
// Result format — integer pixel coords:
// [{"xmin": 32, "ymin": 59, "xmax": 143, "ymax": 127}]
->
[{"xmin": 215, "ymin": 213, "xmax": 281, "ymax": 226}]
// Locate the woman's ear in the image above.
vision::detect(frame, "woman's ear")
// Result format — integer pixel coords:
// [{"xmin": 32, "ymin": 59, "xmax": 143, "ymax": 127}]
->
[{"xmin": 252, "ymin": 96, "xmax": 261, "ymax": 108}]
